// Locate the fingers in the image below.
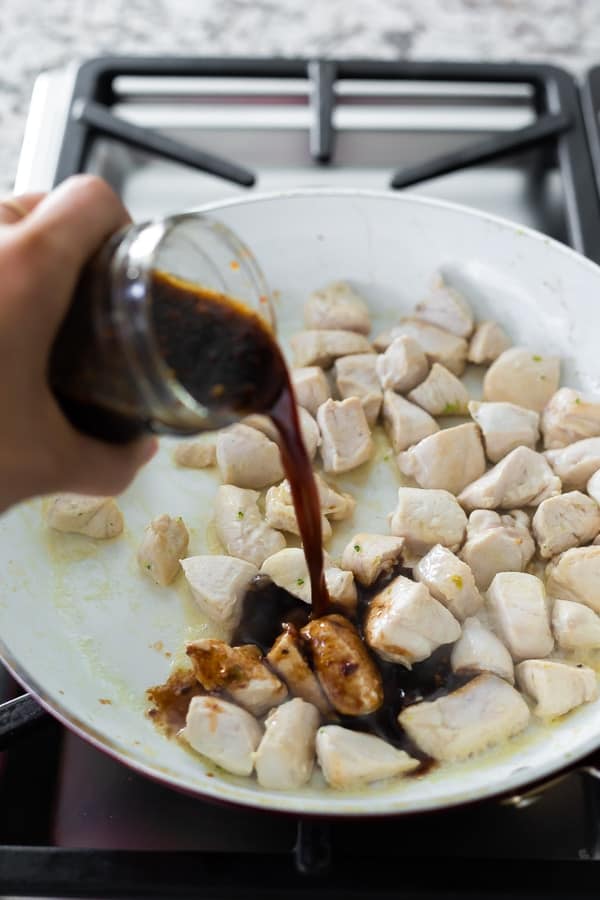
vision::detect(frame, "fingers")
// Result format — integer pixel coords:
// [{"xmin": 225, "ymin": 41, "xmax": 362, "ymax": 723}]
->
[{"xmin": 0, "ymin": 192, "xmax": 45, "ymax": 225}]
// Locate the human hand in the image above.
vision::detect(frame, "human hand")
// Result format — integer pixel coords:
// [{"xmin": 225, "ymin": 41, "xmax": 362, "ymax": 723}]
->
[{"xmin": 0, "ymin": 175, "xmax": 157, "ymax": 513}]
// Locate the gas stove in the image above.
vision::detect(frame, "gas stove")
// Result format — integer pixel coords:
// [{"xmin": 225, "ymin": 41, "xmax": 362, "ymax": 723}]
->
[{"xmin": 4, "ymin": 57, "xmax": 600, "ymax": 898}]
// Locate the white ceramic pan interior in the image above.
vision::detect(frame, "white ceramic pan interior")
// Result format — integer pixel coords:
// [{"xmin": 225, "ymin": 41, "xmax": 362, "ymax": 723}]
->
[{"xmin": 2, "ymin": 189, "xmax": 600, "ymax": 816}]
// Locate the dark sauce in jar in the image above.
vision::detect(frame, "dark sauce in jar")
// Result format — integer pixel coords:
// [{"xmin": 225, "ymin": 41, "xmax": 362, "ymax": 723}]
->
[{"xmin": 150, "ymin": 269, "xmax": 328, "ymax": 617}]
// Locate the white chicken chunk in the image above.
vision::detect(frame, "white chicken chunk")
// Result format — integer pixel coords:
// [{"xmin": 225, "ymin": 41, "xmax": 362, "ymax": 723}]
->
[
  {"xmin": 398, "ymin": 673, "xmax": 530, "ymax": 762},
  {"xmin": 451, "ymin": 617, "xmax": 514, "ymax": 683},
  {"xmin": 46, "ymin": 494, "xmax": 123, "ymax": 539},
  {"xmin": 483, "ymin": 347, "xmax": 560, "ymax": 412},
  {"xmin": 187, "ymin": 639, "xmax": 287, "ymax": 717},
  {"xmin": 173, "ymin": 439, "xmax": 216, "ymax": 469},
  {"xmin": 373, "ymin": 319, "xmax": 468, "ymax": 376},
  {"xmin": 398, "ymin": 423, "xmax": 486, "ymax": 495},
  {"xmin": 180, "ymin": 696, "xmax": 262, "ymax": 777},
  {"xmin": 265, "ymin": 482, "xmax": 332, "ymax": 541},
  {"xmin": 267, "ymin": 629, "xmax": 331, "ymax": 715},
  {"xmin": 137, "ymin": 514, "xmax": 189, "ymax": 586},
  {"xmin": 364, "ymin": 574, "xmax": 461, "ymax": 668},
  {"xmin": 304, "ymin": 281, "xmax": 371, "ymax": 335},
  {"xmin": 545, "ymin": 437, "xmax": 600, "ymax": 490},
  {"xmin": 216, "ymin": 424, "xmax": 283, "ymax": 490},
  {"xmin": 457, "ymin": 446, "xmax": 561, "ymax": 511},
  {"xmin": 541, "ymin": 387, "xmax": 600, "ymax": 450},
  {"xmin": 516, "ymin": 660, "xmax": 598, "ymax": 719},
  {"xmin": 468, "ymin": 400, "xmax": 540, "ymax": 463},
  {"xmin": 413, "ymin": 544, "xmax": 483, "ymax": 621},
  {"xmin": 245, "ymin": 410, "xmax": 319, "ymax": 460},
  {"xmin": 468, "ymin": 320, "xmax": 511, "ymax": 365},
  {"xmin": 291, "ymin": 366, "xmax": 331, "ymax": 417},
  {"xmin": 317, "ymin": 397, "xmax": 374, "ymax": 473},
  {"xmin": 324, "ymin": 566, "xmax": 358, "ymax": 614},
  {"xmin": 407, "ymin": 363, "xmax": 470, "ymax": 417},
  {"xmin": 459, "ymin": 509, "xmax": 535, "ymax": 591},
  {"xmin": 254, "ymin": 699, "xmax": 320, "ymax": 790},
  {"xmin": 552, "ymin": 598, "xmax": 600, "ymax": 650},
  {"xmin": 291, "ymin": 330, "xmax": 373, "ymax": 368},
  {"xmin": 316, "ymin": 726, "xmax": 419, "ymax": 789},
  {"xmin": 389, "ymin": 487, "xmax": 467, "ymax": 556},
  {"xmin": 341, "ymin": 533, "xmax": 405, "ymax": 586},
  {"xmin": 334, "ymin": 353, "xmax": 382, "ymax": 426},
  {"xmin": 487, "ymin": 572, "xmax": 554, "ymax": 661},
  {"xmin": 180, "ymin": 555, "xmax": 258, "ymax": 628},
  {"xmin": 532, "ymin": 491, "xmax": 600, "ymax": 558},
  {"xmin": 382, "ymin": 391, "xmax": 439, "ymax": 454},
  {"xmin": 375, "ymin": 335, "xmax": 429, "ymax": 393},
  {"xmin": 545, "ymin": 546, "xmax": 600, "ymax": 613},
  {"xmin": 261, "ymin": 548, "xmax": 313, "ymax": 603},
  {"xmin": 587, "ymin": 468, "xmax": 600, "ymax": 505},
  {"xmin": 214, "ymin": 485, "xmax": 285, "ymax": 567},
  {"xmin": 267, "ymin": 475, "xmax": 355, "ymax": 524},
  {"xmin": 413, "ymin": 274, "xmax": 474, "ymax": 338}
]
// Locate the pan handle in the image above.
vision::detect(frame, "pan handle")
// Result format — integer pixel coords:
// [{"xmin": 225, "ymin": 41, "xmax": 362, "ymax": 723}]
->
[{"xmin": 0, "ymin": 693, "xmax": 49, "ymax": 750}]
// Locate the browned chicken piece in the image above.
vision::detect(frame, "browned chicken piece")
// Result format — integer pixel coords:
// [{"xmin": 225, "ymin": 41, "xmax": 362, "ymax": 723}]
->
[
  {"xmin": 267, "ymin": 628, "xmax": 332, "ymax": 715},
  {"xmin": 186, "ymin": 639, "xmax": 287, "ymax": 717},
  {"xmin": 173, "ymin": 440, "xmax": 216, "ymax": 469},
  {"xmin": 301, "ymin": 615, "xmax": 383, "ymax": 716}
]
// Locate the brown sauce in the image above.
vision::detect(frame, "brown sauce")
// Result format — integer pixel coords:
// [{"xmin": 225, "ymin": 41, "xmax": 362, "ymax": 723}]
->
[{"xmin": 150, "ymin": 269, "xmax": 328, "ymax": 616}]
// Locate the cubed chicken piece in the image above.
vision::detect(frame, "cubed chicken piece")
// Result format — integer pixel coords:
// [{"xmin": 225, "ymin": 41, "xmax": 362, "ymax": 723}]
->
[
  {"xmin": 317, "ymin": 397, "xmax": 374, "ymax": 473},
  {"xmin": 180, "ymin": 696, "xmax": 262, "ymax": 777},
  {"xmin": 267, "ymin": 475, "xmax": 355, "ymax": 524},
  {"xmin": 267, "ymin": 628, "xmax": 331, "ymax": 715},
  {"xmin": 516, "ymin": 660, "xmax": 598, "ymax": 719},
  {"xmin": 240, "ymin": 414, "xmax": 279, "ymax": 442},
  {"xmin": 459, "ymin": 509, "xmax": 535, "ymax": 591},
  {"xmin": 541, "ymin": 387, "xmax": 600, "ymax": 450},
  {"xmin": 46, "ymin": 494, "xmax": 123, "ymax": 539},
  {"xmin": 180, "ymin": 555, "xmax": 258, "ymax": 628},
  {"xmin": 408, "ymin": 363, "xmax": 470, "ymax": 417},
  {"xmin": 398, "ymin": 673, "xmax": 530, "ymax": 762},
  {"xmin": 264, "ymin": 483, "xmax": 332, "ymax": 541},
  {"xmin": 375, "ymin": 335, "xmax": 429, "ymax": 393},
  {"xmin": 215, "ymin": 485, "xmax": 285, "ymax": 567},
  {"xmin": 254, "ymin": 698, "xmax": 320, "ymax": 790},
  {"xmin": 291, "ymin": 330, "xmax": 373, "ymax": 368},
  {"xmin": 304, "ymin": 281, "xmax": 371, "ymax": 334},
  {"xmin": 341, "ymin": 533, "xmax": 405, "ymax": 586},
  {"xmin": 325, "ymin": 566, "xmax": 358, "ymax": 615},
  {"xmin": 413, "ymin": 274, "xmax": 474, "ymax": 338},
  {"xmin": 173, "ymin": 439, "xmax": 216, "ymax": 469},
  {"xmin": 413, "ymin": 544, "xmax": 483, "ymax": 621},
  {"xmin": 186, "ymin": 639, "xmax": 287, "ymax": 716},
  {"xmin": 545, "ymin": 546, "xmax": 600, "ymax": 613},
  {"xmin": 316, "ymin": 726, "xmax": 419, "ymax": 789},
  {"xmin": 137, "ymin": 514, "xmax": 189, "ymax": 586},
  {"xmin": 216, "ymin": 424, "xmax": 283, "ymax": 489},
  {"xmin": 468, "ymin": 320, "xmax": 511, "ymax": 365},
  {"xmin": 246, "ymin": 409, "xmax": 319, "ymax": 460},
  {"xmin": 373, "ymin": 319, "xmax": 468, "ymax": 376},
  {"xmin": 458, "ymin": 446, "xmax": 561, "ymax": 511},
  {"xmin": 291, "ymin": 366, "xmax": 331, "ymax": 417},
  {"xmin": 389, "ymin": 487, "xmax": 467, "ymax": 556},
  {"xmin": 468, "ymin": 401, "xmax": 540, "ymax": 463},
  {"xmin": 483, "ymin": 347, "xmax": 560, "ymax": 413},
  {"xmin": 552, "ymin": 598, "xmax": 600, "ymax": 650},
  {"xmin": 365, "ymin": 574, "xmax": 461, "ymax": 668},
  {"xmin": 532, "ymin": 491, "xmax": 600, "ymax": 559},
  {"xmin": 382, "ymin": 390, "xmax": 439, "ymax": 454},
  {"xmin": 301, "ymin": 615, "xmax": 383, "ymax": 716},
  {"xmin": 451, "ymin": 617, "xmax": 514, "ymax": 683},
  {"xmin": 545, "ymin": 437, "xmax": 600, "ymax": 490},
  {"xmin": 261, "ymin": 548, "xmax": 313, "ymax": 603},
  {"xmin": 487, "ymin": 572, "xmax": 554, "ymax": 661},
  {"xmin": 587, "ymin": 468, "xmax": 600, "ymax": 505},
  {"xmin": 398, "ymin": 423, "xmax": 486, "ymax": 495},
  {"xmin": 335, "ymin": 353, "xmax": 382, "ymax": 426}
]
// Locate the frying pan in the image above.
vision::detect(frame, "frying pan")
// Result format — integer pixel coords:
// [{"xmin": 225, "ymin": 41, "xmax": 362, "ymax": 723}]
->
[{"xmin": 2, "ymin": 189, "xmax": 600, "ymax": 816}]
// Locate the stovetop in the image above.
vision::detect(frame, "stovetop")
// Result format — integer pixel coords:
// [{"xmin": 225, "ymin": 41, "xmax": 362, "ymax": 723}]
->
[{"xmin": 5, "ymin": 56, "xmax": 600, "ymax": 898}]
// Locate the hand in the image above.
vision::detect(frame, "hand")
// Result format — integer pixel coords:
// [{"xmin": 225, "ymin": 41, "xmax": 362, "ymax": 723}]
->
[{"xmin": 0, "ymin": 175, "xmax": 157, "ymax": 513}]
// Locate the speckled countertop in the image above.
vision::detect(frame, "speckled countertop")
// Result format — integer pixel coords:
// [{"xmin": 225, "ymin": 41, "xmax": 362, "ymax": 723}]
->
[{"xmin": 2, "ymin": 0, "xmax": 600, "ymax": 192}]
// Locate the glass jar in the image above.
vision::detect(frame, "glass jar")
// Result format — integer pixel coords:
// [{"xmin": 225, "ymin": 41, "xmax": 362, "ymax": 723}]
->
[{"xmin": 49, "ymin": 213, "xmax": 273, "ymax": 442}]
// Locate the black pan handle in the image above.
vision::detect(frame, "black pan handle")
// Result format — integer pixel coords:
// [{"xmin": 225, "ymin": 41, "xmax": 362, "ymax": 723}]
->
[{"xmin": 0, "ymin": 694, "xmax": 49, "ymax": 751}]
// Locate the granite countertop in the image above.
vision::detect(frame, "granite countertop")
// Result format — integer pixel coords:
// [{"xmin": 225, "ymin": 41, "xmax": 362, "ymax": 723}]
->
[{"xmin": 1, "ymin": 0, "xmax": 600, "ymax": 192}]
